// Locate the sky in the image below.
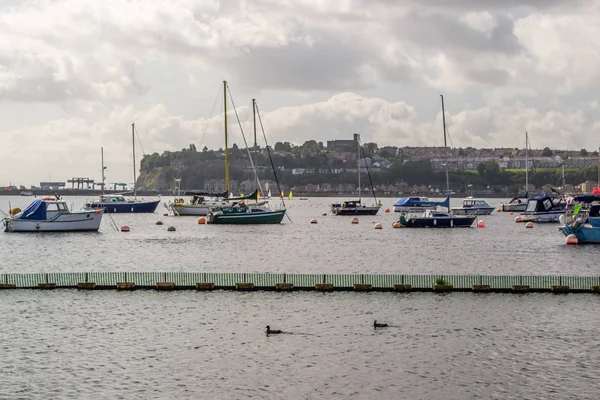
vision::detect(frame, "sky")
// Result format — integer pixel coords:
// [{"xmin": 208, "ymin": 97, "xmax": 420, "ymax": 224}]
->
[{"xmin": 1, "ymin": 0, "xmax": 600, "ymax": 186}]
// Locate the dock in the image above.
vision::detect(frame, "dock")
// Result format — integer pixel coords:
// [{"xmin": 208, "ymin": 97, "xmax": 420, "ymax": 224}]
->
[{"xmin": 0, "ymin": 273, "xmax": 599, "ymax": 294}]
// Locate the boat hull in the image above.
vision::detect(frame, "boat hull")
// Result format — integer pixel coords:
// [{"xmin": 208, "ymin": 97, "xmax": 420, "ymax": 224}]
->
[
  {"xmin": 451, "ymin": 207, "xmax": 494, "ymax": 216},
  {"xmin": 332, "ymin": 206, "xmax": 380, "ymax": 216},
  {"xmin": 402, "ymin": 216, "xmax": 476, "ymax": 228},
  {"xmin": 85, "ymin": 199, "xmax": 160, "ymax": 213},
  {"xmin": 208, "ymin": 210, "xmax": 286, "ymax": 224},
  {"xmin": 559, "ymin": 226, "xmax": 600, "ymax": 244},
  {"xmin": 501, "ymin": 203, "xmax": 527, "ymax": 212},
  {"xmin": 517, "ymin": 211, "xmax": 565, "ymax": 223},
  {"xmin": 5, "ymin": 211, "xmax": 103, "ymax": 232},
  {"xmin": 172, "ymin": 204, "xmax": 214, "ymax": 216}
]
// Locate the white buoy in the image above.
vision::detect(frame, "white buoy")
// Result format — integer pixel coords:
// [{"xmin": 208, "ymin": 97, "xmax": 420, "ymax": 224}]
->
[
  {"xmin": 351, "ymin": 217, "xmax": 359, "ymax": 224},
  {"xmin": 374, "ymin": 223, "xmax": 383, "ymax": 229},
  {"xmin": 525, "ymin": 222, "xmax": 534, "ymax": 228}
]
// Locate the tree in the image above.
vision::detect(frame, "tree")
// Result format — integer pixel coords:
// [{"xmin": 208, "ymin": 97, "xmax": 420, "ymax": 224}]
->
[
  {"xmin": 202, "ymin": 146, "xmax": 208, "ymax": 152},
  {"xmin": 541, "ymin": 147, "xmax": 553, "ymax": 157},
  {"xmin": 189, "ymin": 143, "xmax": 197, "ymax": 152},
  {"xmin": 477, "ymin": 163, "xmax": 486, "ymax": 177},
  {"xmin": 580, "ymin": 149, "xmax": 589, "ymax": 156}
]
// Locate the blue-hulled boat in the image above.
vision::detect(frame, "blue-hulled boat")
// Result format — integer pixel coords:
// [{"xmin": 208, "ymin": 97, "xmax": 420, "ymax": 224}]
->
[
  {"xmin": 85, "ymin": 194, "xmax": 160, "ymax": 213},
  {"xmin": 558, "ymin": 196, "xmax": 600, "ymax": 243},
  {"xmin": 393, "ymin": 196, "xmax": 450, "ymax": 213}
]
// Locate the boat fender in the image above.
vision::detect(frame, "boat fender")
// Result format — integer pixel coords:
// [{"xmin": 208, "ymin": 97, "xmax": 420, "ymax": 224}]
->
[
  {"xmin": 433, "ymin": 219, "xmax": 437, "ymax": 226},
  {"xmin": 35, "ymin": 223, "xmax": 40, "ymax": 230},
  {"xmin": 450, "ymin": 219, "xmax": 453, "ymax": 227}
]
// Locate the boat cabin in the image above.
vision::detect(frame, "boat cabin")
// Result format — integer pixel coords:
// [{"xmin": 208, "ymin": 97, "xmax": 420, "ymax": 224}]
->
[
  {"xmin": 525, "ymin": 196, "xmax": 566, "ymax": 213},
  {"xmin": 14, "ymin": 199, "xmax": 71, "ymax": 220},
  {"xmin": 461, "ymin": 198, "xmax": 491, "ymax": 208}
]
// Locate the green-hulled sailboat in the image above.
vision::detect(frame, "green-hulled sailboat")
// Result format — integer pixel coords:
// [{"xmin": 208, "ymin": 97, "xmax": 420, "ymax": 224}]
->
[{"xmin": 207, "ymin": 81, "xmax": 286, "ymax": 225}]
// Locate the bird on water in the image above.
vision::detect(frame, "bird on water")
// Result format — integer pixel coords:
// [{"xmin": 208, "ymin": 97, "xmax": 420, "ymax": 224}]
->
[
  {"xmin": 266, "ymin": 325, "xmax": 283, "ymax": 335},
  {"xmin": 374, "ymin": 320, "xmax": 388, "ymax": 328}
]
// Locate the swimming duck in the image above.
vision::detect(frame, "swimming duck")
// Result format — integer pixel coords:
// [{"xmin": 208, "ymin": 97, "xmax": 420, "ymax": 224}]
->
[
  {"xmin": 374, "ymin": 320, "xmax": 388, "ymax": 328},
  {"xmin": 266, "ymin": 325, "xmax": 282, "ymax": 335}
]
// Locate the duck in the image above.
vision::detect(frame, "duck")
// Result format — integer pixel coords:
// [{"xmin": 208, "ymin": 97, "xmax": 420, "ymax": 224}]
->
[
  {"xmin": 266, "ymin": 325, "xmax": 283, "ymax": 335},
  {"xmin": 374, "ymin": 320, "xmax": 388, "ymax": 329}
]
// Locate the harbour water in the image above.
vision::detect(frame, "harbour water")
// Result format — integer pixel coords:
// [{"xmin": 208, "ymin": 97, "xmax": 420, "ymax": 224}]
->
[{"xmin": 1, "ymin": 195, "xmax": 599, "ymax": 399}]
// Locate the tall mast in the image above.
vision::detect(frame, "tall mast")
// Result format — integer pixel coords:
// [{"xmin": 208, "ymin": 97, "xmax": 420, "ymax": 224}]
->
[
  {"xmin": 597, "ymin": 145, "xmax": 599, "ymax": 189},
  {"xmin": 223, "ymin": 80, "xmax": 230, "ymax": 195},
  {"xmin": 253, "ymin": 98, "xmax": 258, "ymax": 191},
  {"xmin": 252, "ymin": 98, "xmax": 257, "ymax": 149},
  {"xmin": 101, "ymin": 147, "xmax": 106, "ymax": 196},
  {"xmin": 356, "ymin": 133, "xmax": 361, "ymax": 201},
  {"xmin": 132, "ymin": 122, "xmax": 137, "ymax": 198},
  {"xmin": 440, "ymin": 94, "xmax": 449, "ymax": 195},
  {"xmin": 525, "ymin": 132, "xmax": 529, "ymax": 193}
]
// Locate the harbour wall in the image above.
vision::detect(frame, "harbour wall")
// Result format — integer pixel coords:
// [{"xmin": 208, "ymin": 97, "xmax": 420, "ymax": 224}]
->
[{"xmin": 0, "ymin": 273, "xmax": 600, "ymax": 294}]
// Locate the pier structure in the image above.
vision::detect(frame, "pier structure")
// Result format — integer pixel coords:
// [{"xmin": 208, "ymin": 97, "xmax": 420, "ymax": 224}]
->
[
  {"xmin": 68, "ymin": 177, "xmax": 94, "ymax": 190},
  {"xmin": 0, "ymin": 273, "xmax": 599, "ymax": 294}
]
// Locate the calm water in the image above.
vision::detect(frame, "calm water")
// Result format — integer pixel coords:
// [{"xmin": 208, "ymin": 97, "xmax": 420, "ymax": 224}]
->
[
  {"xmin": 0, "ymin": 290, "xmax": 599, "ymax": 399},
  {"xmin": 0, "ymin": 195, "xmax": 598, "ymax": 275},
  {"xmin": 1, "ymin": 195, "xmax": 599, "ymax": 399}
]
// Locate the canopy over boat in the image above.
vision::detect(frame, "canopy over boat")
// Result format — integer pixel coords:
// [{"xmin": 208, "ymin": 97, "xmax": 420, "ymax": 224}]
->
[
  {"xmin": 16, "ymin": 199, "xmax": 47, "ymax": 220},
  {"xmin": 572, "ymin": 194, "xmax": 600, "ymax": 203}
]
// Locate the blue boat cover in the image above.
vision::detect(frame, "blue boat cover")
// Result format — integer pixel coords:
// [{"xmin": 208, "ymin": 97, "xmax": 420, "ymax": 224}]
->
[
  {"xmin": 16, "ymin": 199, "xmax": 47, "ymax": 220},
  {"xmin": 393, "ymin": 196, "xmax": 450, "ymax": 209},
  {"xmin": 572, "ymin": 194, "xmax": 600, "ymax": 203}
]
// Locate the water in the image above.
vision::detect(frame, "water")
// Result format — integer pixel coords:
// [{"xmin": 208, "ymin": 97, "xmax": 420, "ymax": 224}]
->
[
  {"xmin": 0, "ymin": 196, "xmax": 598, "ymax": 275},
  {"xmin": 1, "ymin": 195, "xmax": 599, "ymax": 399},
  {"xmin": 0, "ymin": 290, "xmax": 599, "ymax": 399}
]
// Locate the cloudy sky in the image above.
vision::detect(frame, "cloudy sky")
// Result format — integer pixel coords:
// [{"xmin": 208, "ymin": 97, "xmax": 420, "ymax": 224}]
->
[{"xmin": 1, "ymin": 0, "xmax": 599, "ymax": 185}]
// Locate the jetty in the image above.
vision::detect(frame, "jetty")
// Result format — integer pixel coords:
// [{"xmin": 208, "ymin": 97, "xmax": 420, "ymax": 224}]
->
[{"xmin": 0, "ymin": 273, "xmax": 599, "ymax": 294}]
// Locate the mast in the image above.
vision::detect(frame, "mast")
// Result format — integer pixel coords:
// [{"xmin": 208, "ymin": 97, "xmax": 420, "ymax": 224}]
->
[
  {"xmin": 525, "ymin": 132, "xmax": 529, "ymax": 193},
  {"xmin": 253, "ymin": 98, "xmax": 258, "ymax": 191},
  {"xmin": 132, "ymin": 122, "xmax": 137, "ymax": 198},
  {"xmin": 440, "ymin": 94, "xmax": 449, "ymax": 194},
  {"xmin": 562, "ymin": 164, "xmax": 565, "ymax": 188},
  {"xmin": 101, "ymin": 147, "xmax": 106, "ymax": 196},
  {"xmin": 223, "ymin": 80, "xmax": 230, "ymax": 195},
  {"xmin": 356, "ymin": 133, "xmax": 361, "ymax": 201},
  {"xmin": 597, "ymin": 145, "xmax": 599, "ymax": 189}
]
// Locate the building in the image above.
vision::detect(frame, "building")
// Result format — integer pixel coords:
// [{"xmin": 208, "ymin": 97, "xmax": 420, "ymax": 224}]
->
[
  {"xmin": 40, "ymin": 181, "xmax": 66, "ymax": 190},
  {"xmin": 327, "ymin": 133, "xmax": 359, "ymax": 152}
]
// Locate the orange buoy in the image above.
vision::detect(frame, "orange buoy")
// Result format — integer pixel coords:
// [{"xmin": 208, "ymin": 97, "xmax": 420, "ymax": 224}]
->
[
  {"xmin": 496, "ymin": 208, "xmax": 501, "ymax": 212},
  {"xmin": 565, "ymin": 234, "xmax": 578, "ymax": 245},
  {"xmin": 392, "ymin": 222, "xmax": 401, "ymax": 228},
  {"xmin": 198, "ymin": 217, "xmax": 206, "ymax": 224},
  {"xmin": 95, "ymin": 209, "xmax": 101, "ymax": 214},
  {"xmin": 351, "ymin": 217, "xmax": 359, "ymax": 224},
  {"xmin": 374, "ymin": 223, "xmax": 383, "ymax": 229},
  {"xmin": 310, "ymin": 219, "xmax": 318, "ymax": 224},
  {"xmin": 509, "ymin": 212, "xmax": 513, "ymax": 216},
  {"xmin": 121, "ymin": 225, "xmax": 130, "ymax": 232},
  {"xmin": 385, "ymin": 208, "xmax": 390, "ymax": 213},
  {"xmin": 525, "ymin": 222, "xmax": 534, "ymax": 228},
  {"xmin": 477, "ymin": 220, "xmax": 485, "ymax": 228},
  {"xmin": 515, "ymin": 216, "xmax": 523, "ymax": 223}
]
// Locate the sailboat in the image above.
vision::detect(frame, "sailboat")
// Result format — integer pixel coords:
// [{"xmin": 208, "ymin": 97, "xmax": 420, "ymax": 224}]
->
[
  {"xmin": 288, "ymin": 190, "xmax": 293, "ymax": 200},
  {"xmin": 207, "ymin": 82, "xmax": 286, "ymax": 224},
  {"xmin": 330, "ymin": 134, "xmax": 381, "ymax": 215},
  {"xmin": 399, "ymin": 95, "xmax": 476, "ymax": 228},
  {"xmin": 501, "ymin": 132, "xmax": 530, "ymax": 212},
  {"xmin": 85, "ymin": 125, "xmax": 160, "ymax": 213}
]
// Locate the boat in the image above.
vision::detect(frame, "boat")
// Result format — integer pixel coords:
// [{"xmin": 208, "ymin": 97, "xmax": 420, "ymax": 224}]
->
[
  {"xmin": 208, "ymin": 202, "xmax": 285, "ymax": 224},
  {"xmin": 558, "ymin": 196, "xmax": 600, "ymax": 243},
  {"xmin": 208, "ymin": 84, "xmax": 286, "ymax": 224},
  {"xmin": 4, "ymin": 197, "xmax": 103, "ymax": 232},
  {"xmin": 397, "ymin": 94, "xmax": 476, "ymax": 228},
  {"xmin": 169, "ymin": 176, "xmax": 234, "ymax": 216},
  {"xmin": 399, "ymin": 209, "xmax": 477, "ymax": 228},
  {"xmin": 393, "ymin": 196, "xmax": 450, "ymax": 213},
  {"xmin": 330, "ymin": 133, "xmax": 381, "ymax": 215},
  {"xmin": 501, "ymin": 193, "xmax": 529, "ymax": 212},
  {"xmin": 451, "ymin": 197, "xmax": 495, "ymax": 215},
  {"xmin": 85, "ymin": 135, "xmax": 160, "ymax": 213},
  {"xmin": 501, "ymin": 133, "xmax": 531, "ymax": 212},
  {"xmin": 518, "ymin": 195, "xmax": 568, "ymax": 223},
  {"xmin": 20, "ymin": 191, "xmax": 33, "ymax": 196}
]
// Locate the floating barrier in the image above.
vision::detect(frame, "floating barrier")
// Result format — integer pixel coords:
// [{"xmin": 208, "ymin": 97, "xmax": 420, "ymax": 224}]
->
[{"xmin": 0, "ymin": 272, "xmax": 597, "ymax": 294}]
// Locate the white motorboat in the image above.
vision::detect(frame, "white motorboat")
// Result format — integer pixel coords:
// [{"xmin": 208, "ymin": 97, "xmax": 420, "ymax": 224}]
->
[
  {"xmin": 451, "ymin": 197, "xmax": 495, "ymax": 215},
  {"xmin": 4, "ymin": 198, "xmax": 104, "ymax": 232}
]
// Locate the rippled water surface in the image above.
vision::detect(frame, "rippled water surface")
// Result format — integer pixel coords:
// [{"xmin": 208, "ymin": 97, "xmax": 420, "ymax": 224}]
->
[
  {"xmin": 0, "ymin": 195, "xmax": 599, "ymax": 275},
  {"xmin": 1, "ymin": 290, "xmax": 599, "ymax": 399},
  {"xmin": 1, "ymin": 196, "xmax": 600, "ymax": 398}
]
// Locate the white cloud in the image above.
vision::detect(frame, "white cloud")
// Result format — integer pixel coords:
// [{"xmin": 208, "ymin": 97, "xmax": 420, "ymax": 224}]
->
[{"xmin": 0, "ymin": 0, "xmax": 599, "ymax": 184}]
